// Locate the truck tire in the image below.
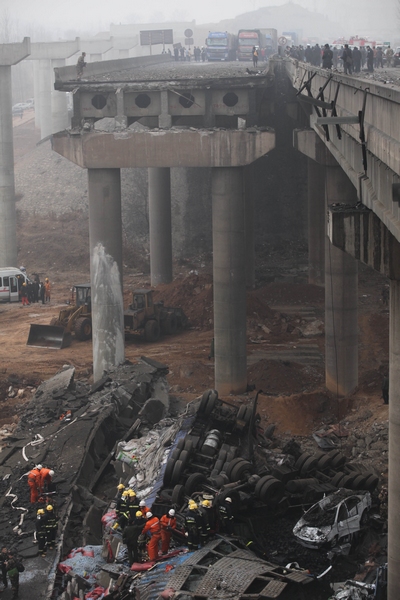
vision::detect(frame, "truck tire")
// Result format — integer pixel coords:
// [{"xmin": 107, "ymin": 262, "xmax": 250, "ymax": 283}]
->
[
  {"xmin": 259, "ymin": 479, "xmax": 285, "ymax": 507},
  {"xmin": 185, "ymin": 473, "xmax": 207, "ymax": 495},
  {"xmin": 230, "ymin": 460, "xmax": 253, "ymax": 482},
  {"xmin": 74, "ymin": 317, "xmax": 92, "ymax": 341},
  {"xmin": 171, "ymin": 459, "xmax": 184, "ymax": 485},
  {"xmin": 162, "ymin": 313, "xmax": 178, "ymax": 335},
  {"xmin": 144, "ymin": 319, "xmax": 160, "ymax": 342},
  {"xmin": 171, "ymin": 484, "xmax": 185, "ymax": 507},
  {"xmin": 163, "ymin": 458, "xmax": 176, "ymax": 486}
]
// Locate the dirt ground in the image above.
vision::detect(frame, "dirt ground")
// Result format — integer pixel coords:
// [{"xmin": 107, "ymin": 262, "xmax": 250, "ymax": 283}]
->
[{"xmin": 0, "ymin": 116, "xmax": 390, "ymax": 456}]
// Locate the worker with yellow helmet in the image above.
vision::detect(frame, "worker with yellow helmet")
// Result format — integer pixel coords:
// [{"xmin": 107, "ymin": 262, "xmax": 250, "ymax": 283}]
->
[
  {"xmin": 36, "ymin": 508, "xmax": 47, "ymax": 556},
  {"xmin": 45, "ymin": 504, "xmax": 58, "ymax": 550},
  {"xmin": 184, "ymin": 501, "xmax": 201, "ymax": 551},
  {"xmin": 198, "ymin": 499, "xmax": 213, "ymax": 545}
]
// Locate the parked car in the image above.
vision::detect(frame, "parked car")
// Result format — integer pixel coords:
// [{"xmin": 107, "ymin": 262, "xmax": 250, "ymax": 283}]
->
[
  {"xmin": 393, "ymin": 47, "xmax": 400, "ymax": 67},
  {"xmin": 293, "ymin": 489, "xmax": 371, "ymax": 549}
]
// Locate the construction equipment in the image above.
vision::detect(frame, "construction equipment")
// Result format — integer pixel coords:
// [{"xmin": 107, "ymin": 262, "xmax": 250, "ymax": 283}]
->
[
  {"xmin": 124, "ymin": 289, "xmax": 188, "ymax": 342},
  {"xmin": 27, "ymin": 287, "xmax": 187, "ymax": 349},
  {"xmin": 27, "ymin": 284, "xmax": 92, "ymax": 349}
]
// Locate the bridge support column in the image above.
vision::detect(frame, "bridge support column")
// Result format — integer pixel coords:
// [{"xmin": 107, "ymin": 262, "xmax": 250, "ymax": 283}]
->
[
  {"xmin": 88, "ymin": 168, "xmax": 125, "ymax": 381},
  {"xmin": 38, "ymin": 59, "xmax": 53, "ymax": 139},
  {"xmin": 212, "ymin": 167, "xmax": 247, "ymax": 395},
  {"xmin": 52, "ymin": 59, "xmax": 69, "ymax": 133},
  {"xmin": 0, "ymin": 65, "xmax": 18, "ymax": 267},
  {"xmin": 389, "ymin": 279, "xmax": 400, "ymax": 598},
  {"xmin": 307, "ymin": 158, "xmax": 325, "ymax": 285},
  {"xmin": 245, "ymin": 164, "xmax": 255, "ymax": 289},
  {"xmin": 325, "ymin": 166, "xmax": 358, "ymax": 396},
  {"xmin": 0, "ymin": 38, "xmax": 30, "ymax": 268},
  {"xmin": 148, "ymin": 167, "xmax": 173, "ymax": 285}
]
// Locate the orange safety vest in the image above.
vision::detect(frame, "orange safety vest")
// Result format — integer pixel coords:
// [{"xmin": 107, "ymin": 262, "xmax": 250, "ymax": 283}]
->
[
  {"xmin": 142, "ymin": 516, "xmax": 161, "ymax": 536},
  {"xmin": 28, "ymin": 468, "xmax": 41, "ymax": 487},
  {"xmin": 39, "ymin": 468, "xmax": 52, "ymax": 491},
  {"xmin": 160, "ymin": 515, "xmax": 176, "ymax": 530}
]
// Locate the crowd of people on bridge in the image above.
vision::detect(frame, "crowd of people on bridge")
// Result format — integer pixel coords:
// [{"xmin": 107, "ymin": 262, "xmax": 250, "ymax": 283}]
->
[{"xmin": 285, "ymin": 43, "xmax": 394, "ymax": 74}]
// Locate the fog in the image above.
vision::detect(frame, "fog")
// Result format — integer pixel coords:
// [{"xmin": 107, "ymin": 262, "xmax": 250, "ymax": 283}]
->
[{"xmin": 1, "ymin": 0, "xmax": 399, "ymax": 44}]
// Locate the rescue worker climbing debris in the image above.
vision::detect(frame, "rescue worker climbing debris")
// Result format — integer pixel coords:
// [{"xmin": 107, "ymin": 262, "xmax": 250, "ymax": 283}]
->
[
  {"xmin": 122, "ymin": 511, "xmax": 145, "ymax": 565},
  {"xmin": 160, "ymin": 509, "xmax": 177, "ymax": 554},
  {"xmin": 45, "ymin": 505, "xmax": 58, "ymax": 549},
  {"xmin": 128, "ymin": 490, "xmax": 140, "ymax": 520},
  {"xmin": 28, "ymin": 464, "xmax": 43, "ymax": 503},
  {"xmin": 142, "ymin": 512, "xmax": 161, "ymax": 560},
  {"xmin": 39, "ymin": 468, "xmax": 55, "ymax": 495},
  {"xmin": 184, "ymin": 501, "xmax": 201, "ymax": 551},
  {"xmin": 115, "ymin": 483, "xmax": 125, "ymax": 502},
  {"xmin": 36, "ymin": 509, "xmax": 47, "ymax": 556},
  {"xmin": 217, "ymin": 496, "xmax": 234, "ymax": 534}
]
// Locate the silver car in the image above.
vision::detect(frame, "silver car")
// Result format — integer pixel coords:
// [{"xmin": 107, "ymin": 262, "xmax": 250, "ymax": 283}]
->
[{"xmin": 293, "ymin": 489, "xmax": 371, "ymax": 549}]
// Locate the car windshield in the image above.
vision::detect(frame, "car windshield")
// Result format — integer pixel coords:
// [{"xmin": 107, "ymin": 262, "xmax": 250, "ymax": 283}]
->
[{"xmin": 303, "ymin": 503, "xmax": 335, "ymax": 526}]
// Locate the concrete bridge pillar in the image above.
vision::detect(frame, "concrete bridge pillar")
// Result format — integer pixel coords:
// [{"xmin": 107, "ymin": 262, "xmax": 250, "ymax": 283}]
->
[
  {"xmin": 0, "ymin": 38, "xmax": 30, "ymax": 268},
  {"xmin": 38, "ymin": 58, "xmax": 53, "ymax": 139},
  {"xmin": 88, "ymin": 168, "xmax": 125, "ymax": 381},
  {"xmin": 307, "ymin": 158, "xmax": 325, "ymax": 285},
  {"xmin": 212, "ymin": 167, "xmax": 247, "ymax": 395},
  {"xmin": 389, "ymin": 279, "xmax": 400, "ymax": 598},
  {"xmin": 244, "ymin": 164, "xmax": 255, "ymax": 289},
  {"xmin": 148, "ymin": 167, "xmax": 173, "ymax": 286},
  {"xmin": 325, "ymin": 166, "xmax": 358, "ymax": 396},
  {"xmin": 33, "ymin": 60, "xmax": 41, "ymax": 128},
  {"xmin": 51, "ymin": 59, "xmax": 69, "ymax": 133}
]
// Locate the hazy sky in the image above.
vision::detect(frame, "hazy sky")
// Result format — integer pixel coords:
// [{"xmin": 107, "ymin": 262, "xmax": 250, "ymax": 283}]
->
[{"xmin": 1, "ymin": 0, "xmax": 398, "ymax": 40}]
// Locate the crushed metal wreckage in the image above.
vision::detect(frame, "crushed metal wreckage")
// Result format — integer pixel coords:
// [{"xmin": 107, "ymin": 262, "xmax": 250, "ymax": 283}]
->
[
  {"xmin": 293, "ymin": 490, "xmax": 372, "ymax": 549},
  {"xmin": 0, "ymin": 364, "xmax": 386, "ymax": 599}
]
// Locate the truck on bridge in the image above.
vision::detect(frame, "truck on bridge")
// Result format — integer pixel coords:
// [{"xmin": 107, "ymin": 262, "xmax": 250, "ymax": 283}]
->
[
  {"xmin": 205, "ymin": 31, "xmax": 237, "ymax": 61},
  {"xmin": 237, "ymin": 29, "xmax": 265, "ymax": 61}
]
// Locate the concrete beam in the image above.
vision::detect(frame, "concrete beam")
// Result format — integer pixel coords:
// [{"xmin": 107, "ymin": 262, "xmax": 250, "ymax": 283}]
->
[
  {"xmin": 26, "ymin": 39, "xmax": 80, "ymax": 60},
  {"xmin": 52, "ymin": 129, "xmax": 275, "ymax": 168},
  {"xmin": 294, "ymin": 128, "xmax": 337, "ymax": 166},
  {"xmin": 54, "ymin": 54, "xmax": 172, "ymax": 85},
  {"xmin": 328, "ymin": 206, "xmax": 400, "ymax": 280},
  {"xmin": 79, "ymin": 39, "xmax": 114, "ymax": 55},
  {"xmin": 0, "ymin": 38, "xmax": 30, "ymax": 65}
]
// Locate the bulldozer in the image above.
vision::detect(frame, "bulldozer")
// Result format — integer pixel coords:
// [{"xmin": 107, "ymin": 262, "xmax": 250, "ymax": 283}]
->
[
  {"xmin": 27, "ymin": 286, "xmax": 187, "ymax": 349},
  {"xmin": 124, "ymin": 289, "xmax": 188, "ymax": 341},
  {"xmin": 27, "ymin": 284, "xmax": 92, "ymax": 349}
]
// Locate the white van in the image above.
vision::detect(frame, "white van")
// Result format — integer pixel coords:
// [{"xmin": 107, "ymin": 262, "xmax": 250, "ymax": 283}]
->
[{"xmin": 0, "ymin": 267, "xmax": 30, "ymax": 303}]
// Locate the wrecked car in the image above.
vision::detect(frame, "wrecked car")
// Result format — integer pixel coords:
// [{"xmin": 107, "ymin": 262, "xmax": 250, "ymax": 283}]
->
[{"xmin": 293, "ymin": 489, "xmax": 371, "ymax": 549}]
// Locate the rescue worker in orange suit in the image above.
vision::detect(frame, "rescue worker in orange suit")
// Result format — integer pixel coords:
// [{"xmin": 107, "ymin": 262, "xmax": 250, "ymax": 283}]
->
[
  {"xmin": 36, "ymin": 509, "xmax": 47, "ymax": 556},
  {"xmin": 28, "ymin": 465, "xmax": 43, "ymax": 503},
  {"xmin": 39, "ymin": 468, "xmax": 55, "ymax": 494},
  {"xmin": 160, "ymin": 509, "xmax": 177, "ymax": 554},
  {"xmin": 139, "ymin": 499, "xmax": 150, "ymax": 517},
  {"xmin": 184, "ymin": 501, "xmax": 201, "ymax": 551},
  {"xmin": 142, "ymin": 511, "xmax": 161, "ymax": 560},
  {"xmin": 44, "ymin": 278, "xmax": 51, "ymax": 302},
  {"xmin": 122, "ymin": 511, "xmax": 145, "ymax": 565}
]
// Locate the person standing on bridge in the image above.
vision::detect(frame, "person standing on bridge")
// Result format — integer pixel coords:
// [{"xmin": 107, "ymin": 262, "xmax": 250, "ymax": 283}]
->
[
  {"xmin": 322, "ymin": 44, "xmax": 333, "ymax": 69},
  {"xmin": 341, "ymin": 44, "xmax": 353, "ymax": 75},
  {"xmin": 252, "ymin": 46, "xmax": 259, "ymax": 68},
  {"xmin": 366, "ymin": 46, "xmax": 374, "ymax": 72},
  {"xmin": 352, "ymin": 47, "xmax": 361, "ymax": 73},
  {"xmin": 76, "ymin": 52, "xmax": 86, "ymax": 80}
]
